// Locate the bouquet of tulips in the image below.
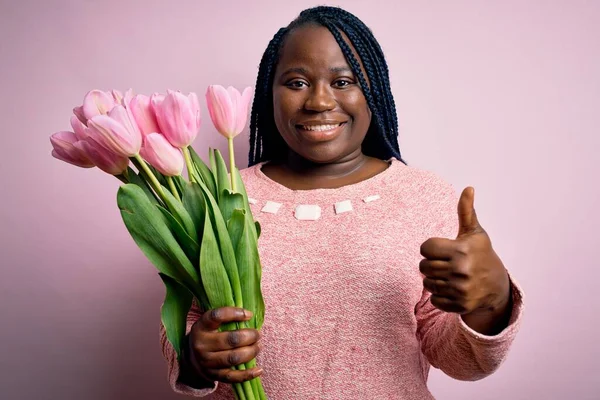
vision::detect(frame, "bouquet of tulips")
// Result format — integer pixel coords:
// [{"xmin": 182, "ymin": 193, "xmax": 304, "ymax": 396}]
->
[{"xmin": 50, "ymin": 87, "xmax": 266, "ymax": 400}]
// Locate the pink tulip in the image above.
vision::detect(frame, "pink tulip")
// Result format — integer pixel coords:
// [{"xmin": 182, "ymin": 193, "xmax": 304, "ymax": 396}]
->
[
  {"xmin": 130, "ymin": 94, "xmax": 160, "ymax": 137},
  {"xmin": 82, "ymin": 90, "xmax": 116, "ymax": 121},
  {"xmin": 74, "ymin": 137, "xmax": 130, "ymax": 175},
  {"xmin": 206, "ymin": 85, "xmax": 253, "ymax": 139},
  {"xmin": 87, "ymin": 105, "xmax": 142, "ymax": 157},
  {"xmin": 140, "ymin": 133, "xmax": 184, "ymax": 176},
  {"xmin": 50, "ymin": 131, "xmax": 95, "ymax": 168},
  {"xmin": 154, "ymin": 91, "xmax": 200, "ymax": 148}
]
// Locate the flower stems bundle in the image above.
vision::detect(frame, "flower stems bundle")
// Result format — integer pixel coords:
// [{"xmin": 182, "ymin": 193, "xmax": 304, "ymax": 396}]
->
[{"xmin": 50, "ymin": 87, "xmax": 266, "ymax": 400}]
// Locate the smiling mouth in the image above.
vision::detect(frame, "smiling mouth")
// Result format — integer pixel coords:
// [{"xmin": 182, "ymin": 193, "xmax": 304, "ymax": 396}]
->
[
  {"xmin": 295, "ymin": 122, "xmax": 347, "ymax": 142},
  {"xmin": 297, "ymin": 122, "xmax": 344, "ymax": 131}
]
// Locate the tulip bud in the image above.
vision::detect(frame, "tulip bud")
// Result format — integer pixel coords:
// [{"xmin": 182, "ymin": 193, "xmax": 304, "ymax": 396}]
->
[
  {"xmin": 87, "ymin": 105, "xmax": 142, "ymax": 157},
  {"xmin": 206, "ymin": 85, "xmax": 253, "ymax": 139},
  {"xmin": 154, "ymin": 91, "xmax": 200, "ymax": 148},
  {"xmin": 130, "ymin": 94, "xmax": 160, "ymax": 137},
  {"xmin": 139, "ymin": 133, "xmax": 184, "ymax": 176},
  {"xmin": 74, "ymin": 137, "xmax": 130, "ymax": 175},
  {"xmin": 82, "ymin": 90, "xmax": 116, "ymax": 121},
  {"xmin": 50, "ymin": 131, "xmax": 95, "ymax": 168}
]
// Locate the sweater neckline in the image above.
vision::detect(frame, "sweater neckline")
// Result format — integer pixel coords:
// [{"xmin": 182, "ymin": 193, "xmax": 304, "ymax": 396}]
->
[{"xmin": 252, "ymin": 158, "xmax": 403, "ymax": 196}]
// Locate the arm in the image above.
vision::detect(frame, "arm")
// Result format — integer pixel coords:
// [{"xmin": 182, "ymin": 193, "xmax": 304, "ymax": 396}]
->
[
  {"xmin": 416, "ymin": 275, "xmax": 524, "ymax": 380},
  {"xmin": 416, "ymin": 176, "xmax": 525, "ymax": 380}
]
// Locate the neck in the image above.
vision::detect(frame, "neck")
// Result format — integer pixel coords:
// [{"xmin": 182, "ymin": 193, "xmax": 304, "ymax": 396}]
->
[{"xmin": 283, "ymin": 150, "xmax": 369, "ymax": 179}]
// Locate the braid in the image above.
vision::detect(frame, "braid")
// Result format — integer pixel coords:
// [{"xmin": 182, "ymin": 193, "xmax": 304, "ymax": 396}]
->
[
  {"xmin": 249, "ymin": 28, "xmax": 288, "ymax": 166},
  {"xmin": 248, "ymin": 6, "xmax": 405, "ymax": 166}
]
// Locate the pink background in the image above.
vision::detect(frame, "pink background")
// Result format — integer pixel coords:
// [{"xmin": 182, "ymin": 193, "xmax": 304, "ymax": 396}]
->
[{"xmin": 1, "ymin": 0, "xmax": 598, "ymax": 399}]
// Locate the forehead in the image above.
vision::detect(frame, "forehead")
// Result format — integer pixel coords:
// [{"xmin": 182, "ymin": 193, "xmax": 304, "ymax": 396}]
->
[{"xmin": 277, "ymin": 24, "xmax": 355, "ymax": 70}]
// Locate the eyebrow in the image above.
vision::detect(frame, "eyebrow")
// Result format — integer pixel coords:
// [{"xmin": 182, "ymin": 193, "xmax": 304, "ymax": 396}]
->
[{"xmin": 281, "ymin": 66, "xmax": 353, "ymax": 75}]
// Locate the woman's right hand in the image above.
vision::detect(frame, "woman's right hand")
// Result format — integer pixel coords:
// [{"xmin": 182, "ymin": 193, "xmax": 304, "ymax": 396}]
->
[{"xmin": 184, "ymin": 307, "xmax": 263, "ymax": 384}]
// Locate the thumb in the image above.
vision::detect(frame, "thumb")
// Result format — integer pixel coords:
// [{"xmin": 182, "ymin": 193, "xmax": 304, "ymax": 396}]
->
[{"xmin": 457, "ymin": 186, "xmax": 481, "ymax": 236}]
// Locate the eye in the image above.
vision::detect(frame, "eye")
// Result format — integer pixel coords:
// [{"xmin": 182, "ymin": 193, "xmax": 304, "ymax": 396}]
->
[
  {"xmin": 285, "ymin": 80, "xmax": 308, "ymax": 89},
  {"xmin": 333, "ymin": 79, "xmax": 354, "ymax": 88}
]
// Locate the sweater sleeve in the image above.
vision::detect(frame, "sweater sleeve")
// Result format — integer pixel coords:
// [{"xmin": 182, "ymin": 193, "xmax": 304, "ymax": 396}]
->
[
  {"xmin": 415, "ymin": 174, "xmax": 524, "ymax": 381},
  {"xmin": 160, "ymin": 301, "xmax": 219, "ymax": 396}
]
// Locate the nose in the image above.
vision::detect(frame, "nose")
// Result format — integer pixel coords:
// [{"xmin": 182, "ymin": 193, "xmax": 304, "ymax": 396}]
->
[{"xmin": 303, "ymin": 82, "xmax": 336, "ymax": 112}]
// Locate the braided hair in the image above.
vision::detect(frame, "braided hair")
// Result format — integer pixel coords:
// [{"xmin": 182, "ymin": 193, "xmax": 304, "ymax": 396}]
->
[{"xmin": 248, "ymin": 6, "xmax": 405, "ymax": 166}]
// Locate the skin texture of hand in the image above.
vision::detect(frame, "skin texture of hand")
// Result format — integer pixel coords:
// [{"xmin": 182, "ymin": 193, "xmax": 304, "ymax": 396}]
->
[
  {"xmin": 179, "ymin": 307, "xmax": 263, "ymax": 388},
  {"xmin": 419, "ymin": 187, "xmax": 512, "ymax": 335}
]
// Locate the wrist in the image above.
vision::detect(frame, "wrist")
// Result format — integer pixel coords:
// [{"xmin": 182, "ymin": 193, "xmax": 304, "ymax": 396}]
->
[{"xmin": 178, "ymin": 334, "xmax": 214, "ymax": 389}]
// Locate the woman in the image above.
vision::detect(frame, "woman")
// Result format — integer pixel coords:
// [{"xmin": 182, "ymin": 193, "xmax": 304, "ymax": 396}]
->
[{"xmin": 161, "ymin": 6, "xmax": 523, "ymax": 399}]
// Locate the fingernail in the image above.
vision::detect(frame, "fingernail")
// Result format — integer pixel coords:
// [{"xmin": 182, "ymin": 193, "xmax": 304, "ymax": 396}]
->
[
  {"xmin": 254, "ymin": 368, "xmax": 263, "ymax": 377},
  {"xmin": 243, "ymin": 310, "xmax": 253, "ymax": 319}
]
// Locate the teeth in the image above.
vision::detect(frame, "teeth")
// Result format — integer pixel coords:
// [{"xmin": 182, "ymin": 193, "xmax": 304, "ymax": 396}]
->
[{"xmin": 302, "ymin": 124, "xmax": 340, "ymax": 131}]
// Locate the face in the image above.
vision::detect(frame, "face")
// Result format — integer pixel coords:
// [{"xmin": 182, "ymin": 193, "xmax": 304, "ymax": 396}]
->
[{"xmin": 272, "ymin": 24, "xmax": 371, "ymax": 164}]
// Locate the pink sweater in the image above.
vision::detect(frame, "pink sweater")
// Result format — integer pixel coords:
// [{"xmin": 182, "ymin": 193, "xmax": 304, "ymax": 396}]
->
[{"xmin": 160, "ymin": 159, "xmax": 524, "ymax": 399}]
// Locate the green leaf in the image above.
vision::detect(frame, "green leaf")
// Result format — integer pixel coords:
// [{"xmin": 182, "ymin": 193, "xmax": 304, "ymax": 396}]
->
[
  {"xmin": 199, "ymin": 206, "xmax": 235, "ymax": 310},
  {"xmin": 159, "ymin": 273, "xmax": 193, "ymax": 361},
  {"xmin": 214, "ymin": 149, "xmax": 231, "ymax": 204},
  {"xmin": 157, "ymin": 205, "xmax": 199, "ymax": 267},
  {"xmin": 232, "ymin": 167, "xmax": 259, "ymax": 241},
  {"xmin": 209, "ymin": 148, "xmax": 217, "ymax": 177},
  {"xmin": 228, "ymin": 209, "xmax": 265, "ymax": 330},
  {"xmin": 172, "ymin": 175, "xmax": 186, "ymax": 198},
  {"xmin": 117, "ymin": 184, "xmax": 200, "ymax": 290},
  {"xmin": 162, "ymin": 185, "xmax": 197, "ymax": 241},
  {"xmin": 220, "ymin": 190, "xmax": 245, "ymax": 224},
  {"xmin": 182, "ymin": 182, "xmax": 207, "ymax": 243},
  {"xmin": 126, "ymin": 167, "xmax": 162, "ymax": 206},
  {"xmin": 194, "ymin": 179, "xmax": 244, "ymax": 309},
  {"xmin": 188, "ymin": 146, "xmax": 217, "ymax": 199}
]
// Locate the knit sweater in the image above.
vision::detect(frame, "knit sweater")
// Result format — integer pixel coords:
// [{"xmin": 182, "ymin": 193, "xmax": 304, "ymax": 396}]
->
[{"xmin": 160, "ymin": 158, "xmax": 524, "ymax": 399}]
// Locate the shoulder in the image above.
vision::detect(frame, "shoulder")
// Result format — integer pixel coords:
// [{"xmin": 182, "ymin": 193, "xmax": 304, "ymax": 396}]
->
[{"xmin": 386, "ymin": 159, "xmax": 456, "ymax": 199}]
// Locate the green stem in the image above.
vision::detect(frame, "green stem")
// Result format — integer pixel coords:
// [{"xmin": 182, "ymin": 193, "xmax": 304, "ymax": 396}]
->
[
  {"xmin": 133, "ymin": 154, "xmax": 167, "ymax": 202},
  {"xmin": 233, "ymin": 382, "xmax": 246, "ymax": 400},
  {"xmin": 228, "ymin": 137, "xmax": 236, "ymax": 193},
  {"xmin": 167, "ymin": 176, "xmax": 181, "ymax": 202},
  {"xmin": 183, "ymin": 146, "xmax": 196, "ymax": 184}
]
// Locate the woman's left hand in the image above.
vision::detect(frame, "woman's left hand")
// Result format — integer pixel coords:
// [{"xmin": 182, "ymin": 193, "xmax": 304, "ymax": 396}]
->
[{"xmin": 419, "ymin": 187, "xmax": 511, "ymax": 316}]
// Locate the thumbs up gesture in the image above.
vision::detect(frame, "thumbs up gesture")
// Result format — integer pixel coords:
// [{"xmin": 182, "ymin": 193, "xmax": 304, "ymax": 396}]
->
[{"xmin": 419, "ymin": 187, "xmax": 510, "ymax": 316}]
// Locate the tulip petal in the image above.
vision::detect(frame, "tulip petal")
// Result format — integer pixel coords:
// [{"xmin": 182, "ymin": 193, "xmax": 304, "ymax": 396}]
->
[
  {"xmin": 140, "ymin": 133, "xmax": 184, "ymax": 176},
  {"xmin": 50, "ymin": 131, "xmax": 95, "ymax": 168},
  {"xmin": 235, "ymin": 86, "xmax": 254, "ymax": 134},
  {"xmin": 87, "ymin": 107, "xmax": 141, "ymax": 157},
  {"xmin": 188, "ymin": 92, "xmax": 201, "ymax": 132},
  {"xmin": 82, "ymin": 90, "xmax": 115, "ymax": 120},
  {"xmin": 155, "ymin": 92, "xmax": 198, "ymax": 148},
  {"xmin": 73, "ymin": 106, "xmax": 87, "ymax": 125},
  {"xmin": 75, "ymin": 138, "xmax": 129, "ymax": 175},
  {"xmin": 70, "ymin": 116, "xmax": 88, "ymax": 141},
  {"xmin": 130, "ymin": 94, "xmax": 161, "ymax": 137},
  {"xmin": 206, "ymin": 85, "xmax": 235, "ymax": 138}
]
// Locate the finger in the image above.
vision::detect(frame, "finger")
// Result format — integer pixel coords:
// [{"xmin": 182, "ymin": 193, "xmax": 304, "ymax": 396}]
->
[
  {"xmin": 204, "ymin": 366, "xmax": 264, "ymax": 384},
  {"xmin": 423, "ymin": 278, "xmax": 459, "ymax": 298},
  {"xmin": 419, "ymin": 259, "xmax": 452, "ymax": 280},
  {"xmin": 197, "ymin": 308, "xmax": 253, "ymax": 332},
  {"xmin": 457, "ymin": 187, "xmax": 481, "ymax": 236},
  {"xmin": 200, "ymin": 344, "xmax": 261, "ymax": 369},
  {"xmin": 430, "ymin": 295, "xmax": 467, "ymax": 314},
  {"xmin": 420, "ymin": 237, "xmax": 455, "ymax": 260},
  {"xmin": 203, "ymin": 329, "xmax": 261, "ymax": 352}
]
